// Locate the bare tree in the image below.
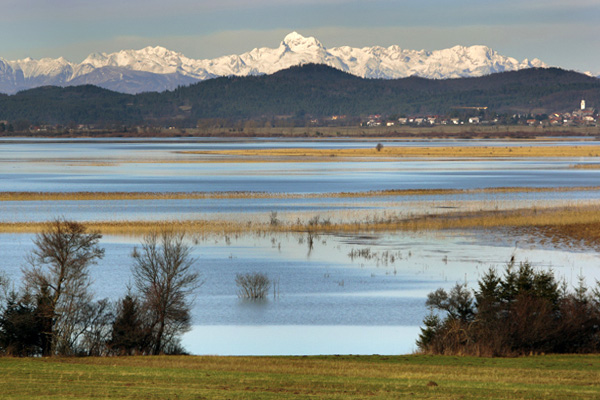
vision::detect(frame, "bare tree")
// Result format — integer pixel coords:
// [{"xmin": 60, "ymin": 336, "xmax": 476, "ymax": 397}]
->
[
  {"xmin": 76, "ymin": 299, "xmax": 114, "ymax": 356},
  {"xmin": 131, "ymin": 230, "xmax": 201, "ymax": 355},
  {"xmin": 236, "ymin": 272, "xmax": 271, "ymax": 300},
  {"xmin": 0, "ymin": 271, "xmax": 10, "ymax": 313},
  {"xmin": 22, "ymin": 219, "xmax": 104, "ymax": 356}
]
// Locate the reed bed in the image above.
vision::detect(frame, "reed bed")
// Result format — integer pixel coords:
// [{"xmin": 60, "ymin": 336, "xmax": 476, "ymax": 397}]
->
[
  {"xmin": 3, "ymin": 204, "xmax": 600, "ymax": 247},
  {"xmin": 180, "ymin": 144, "xmax": 600, "ymax": 162},
  {"xmin": 2, "ymin": 185, "xmax": 600, "ymax": 201},
  {"xmin": 13, "ymin": 144, "xmax": 600, "ymax": 166},
  {"xmin": 570, "ymin": 164, "xmax": 600, "ymax": 169},
  {"xmin": 0, "ymin": 220, "xmax": 253, "ymax": 236}
]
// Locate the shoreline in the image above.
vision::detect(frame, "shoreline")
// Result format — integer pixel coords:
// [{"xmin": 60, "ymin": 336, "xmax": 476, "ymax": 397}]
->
[{"xmin": 1, "ymin": 124, "xmax": 599, "ymax": 139}]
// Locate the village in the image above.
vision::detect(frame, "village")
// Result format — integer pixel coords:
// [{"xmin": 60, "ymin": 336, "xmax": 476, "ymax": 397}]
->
[
  {"xmin": 1, "ymin": 100, "xmax": 598, "ymax": 136},
  {"xmin": 362, "ymin": 100, "xmax": 598, "ymax": 128}
]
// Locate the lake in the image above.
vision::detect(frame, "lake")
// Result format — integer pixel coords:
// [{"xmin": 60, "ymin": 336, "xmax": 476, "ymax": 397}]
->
[
  {"xmin": 2, "ymin": 138, "xmax": 600, "ymax": 194},
  {"xmin": 1, "ymin": 229, "xmax": 598, "ymax": 355},
  {"xmin": 1, "ymin": 137, "xmax": 599, "ymax": 355}
]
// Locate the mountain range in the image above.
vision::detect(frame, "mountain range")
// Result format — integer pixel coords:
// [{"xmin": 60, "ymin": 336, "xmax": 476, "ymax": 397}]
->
[{"xmin": 0, "ymin": 32, "xmax": 549, "ymax": 94}]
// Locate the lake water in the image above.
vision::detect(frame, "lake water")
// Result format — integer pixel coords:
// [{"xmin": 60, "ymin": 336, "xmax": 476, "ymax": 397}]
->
[
  {"xmin": 1, "ymin": 138, "xmax": 600, "ymax": 355},
  {"xmin": 2, "ymin": 138, "xmax": 600, "ymax": 194},
  {"xmin": 1, "ymin": 230, "xmax": 598, "ymax": 355},
  {"xmin": 2, "ymin": 190, "xmax": 600, "ymax": 224}
]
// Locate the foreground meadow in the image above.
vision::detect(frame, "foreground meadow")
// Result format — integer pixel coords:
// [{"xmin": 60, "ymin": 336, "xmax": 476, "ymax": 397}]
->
[{"xmin": 1, "ymin": 355, "xmax": 599, "ymax": 399}]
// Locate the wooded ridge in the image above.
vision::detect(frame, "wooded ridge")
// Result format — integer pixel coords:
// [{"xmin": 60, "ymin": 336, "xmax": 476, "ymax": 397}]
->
[{"xmin": 0, "ymin": 64, "xmax": 598, "ymax": 126}]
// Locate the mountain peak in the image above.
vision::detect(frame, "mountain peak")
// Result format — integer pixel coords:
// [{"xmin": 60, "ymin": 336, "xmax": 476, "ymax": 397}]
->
[
  {"xmin": 138, "ymin": 46, "xmax": 177, "ymax": 57},
  {"xmin": 282, "ymin": 32, "xmax": 324, "ymax": 51}
]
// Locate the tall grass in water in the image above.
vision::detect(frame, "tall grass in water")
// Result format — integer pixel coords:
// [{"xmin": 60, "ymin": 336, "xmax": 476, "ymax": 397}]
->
[
  {"xmin": 3, "ymin": 185, "xmax": 600, "ymax": 201},
  {"xmin": 180, "ymin": 144, "xmax": 600, "ymax": 161},
  {"xmin": 2, "ymin": 204, "xmax": 600, "ymax": 249}
]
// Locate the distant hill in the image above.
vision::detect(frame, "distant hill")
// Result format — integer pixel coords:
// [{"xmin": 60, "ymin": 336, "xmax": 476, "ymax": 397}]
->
[{"xmin": 0, "ymin": 64, "xmax": 598, "ymax": 126}]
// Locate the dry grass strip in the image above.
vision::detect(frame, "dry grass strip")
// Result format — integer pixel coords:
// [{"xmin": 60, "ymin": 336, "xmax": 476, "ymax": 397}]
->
[
  {"xmin": 2, "ymin": 205, "xmax": 600, "ymax": 247},
  {"xmin": 179, "ymin": 145, "xmax": 600, "ymax": 162},
  {"xmin": 2, "ymin": 186, "xmax": 600, "ymax": 202}
]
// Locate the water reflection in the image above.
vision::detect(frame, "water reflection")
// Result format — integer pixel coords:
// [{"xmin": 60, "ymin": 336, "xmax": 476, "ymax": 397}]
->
[
  {"xmin": 1, "ymin": 230, "xmax": 598, "ymax": 355},
  {"xmin": 183, "ymin": 325, "xmax": 421, "ymax": 355},
  {"xmin": 1, "ymin": 138, "xmax": 600, "ymax": 193},
  {"xmin": 2, "ymin": 191, "xmax": 600, "ymax": 224}
]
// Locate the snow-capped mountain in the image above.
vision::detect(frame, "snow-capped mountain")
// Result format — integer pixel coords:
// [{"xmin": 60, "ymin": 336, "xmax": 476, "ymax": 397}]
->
[{"xmin": 0, "ymin": 32, "xmax": 548, "ymax": 94}]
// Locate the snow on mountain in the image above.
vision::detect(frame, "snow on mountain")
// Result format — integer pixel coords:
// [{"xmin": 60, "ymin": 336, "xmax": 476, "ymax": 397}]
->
[
  {"xmin": 0, "ymin": 32, "xmax": 550, "ymax": 94},
  {"xmin": 68, "ymin": 67, "xmax": 200, "ymax": 94}
]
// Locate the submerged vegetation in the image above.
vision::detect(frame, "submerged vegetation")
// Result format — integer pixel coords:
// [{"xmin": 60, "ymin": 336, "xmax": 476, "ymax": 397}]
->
[
  {"xmin": 2, "ymin": 185, "xmax": 600, "ymax": 201},
  {"xmin": 1, "ymin": 203, "xmax": 600, "ymax": 249},
  {"xmin": 235, "ymin": 272, "xmax": 271, "ymax": 300},
  {"xmin": 180, "ymin": 144, "xmax": 600, "ymax": 161}
]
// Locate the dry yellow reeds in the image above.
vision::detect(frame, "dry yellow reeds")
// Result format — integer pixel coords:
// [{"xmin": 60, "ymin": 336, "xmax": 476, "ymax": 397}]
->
[
  {"xmin": 2, "ymin": 185, "xmax": 600, "ymax": 202},
  {"xmin": 570, "ymin": 164, "xmax": 600, "ymax": 169},
  {"xmin": 3, "ymin": 204, "xmax": 600, "ymax": 247},
  {"xmin": 179, "ymin": 144, "xmax": 600, "ymax": 162},
  {"xmin": 0, "ymin": 220, "xmax": 254, "ymax": 236}
]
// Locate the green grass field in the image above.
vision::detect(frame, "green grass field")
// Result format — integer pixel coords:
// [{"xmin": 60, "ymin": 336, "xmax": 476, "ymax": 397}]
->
[{"xmin": 1, "ymin": 355, "xmax": 599, "ymax": 399}]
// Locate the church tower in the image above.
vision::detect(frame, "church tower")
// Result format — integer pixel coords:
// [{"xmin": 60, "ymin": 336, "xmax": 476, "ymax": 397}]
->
[{"xmin": 581, "ymin": 99, "xmax": 586, "ymax": 110}]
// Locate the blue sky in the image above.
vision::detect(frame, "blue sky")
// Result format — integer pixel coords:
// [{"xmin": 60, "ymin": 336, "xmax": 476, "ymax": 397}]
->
[{"xmin": 2, "ymin": 0, "xmax": 599, "ymax": 72}]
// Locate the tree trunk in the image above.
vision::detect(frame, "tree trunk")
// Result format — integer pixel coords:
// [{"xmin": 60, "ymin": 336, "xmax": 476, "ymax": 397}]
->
[{"xmin": 153, "ymin": 320, "xmax": 165, "ymax": 355}]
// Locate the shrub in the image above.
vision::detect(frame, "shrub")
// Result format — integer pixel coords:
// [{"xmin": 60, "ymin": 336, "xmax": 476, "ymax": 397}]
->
[
  {"xmin": 418, "ymin": 260, "xmax": 600, "ymax": 356},
  {"xmin": 235, "ymin": 272, "xmax": 270, "ymax": 300},
  {"xmin": 269, "ymin": 211, "xmax": 280, "ymax": 226}
]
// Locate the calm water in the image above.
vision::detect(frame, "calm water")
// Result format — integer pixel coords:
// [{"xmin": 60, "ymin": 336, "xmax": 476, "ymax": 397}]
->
[
  {"xmin": 1, "ymin": 138, "xmax": 600, "ymax": 355},
  {"xmin": 1, "ymin": 138, "xmax": 600, "ymax": 193},
  {"xmin": 2, "ymin": 189, "xmax": 600, "ymax": 223},
  {"xmin": 1, "ymin": 231, "xmax": 598, "ymax": 355},
  {"xmin": 2, "ymin": 160, "xmax": 600, "ymax": 193}
]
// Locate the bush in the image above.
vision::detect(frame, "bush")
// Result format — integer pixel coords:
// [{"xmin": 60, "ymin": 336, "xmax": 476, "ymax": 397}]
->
[
  {"xmin": 0, "ymin": 291, "xmax": 44, "ymax": 356},
  {"xmin": 418, "ymin": 260, "xmax": 600, "ymax": 356},
  {"xmin": 108, "ymin": 294, "xmax": 148, "ymax": 355},
  {"xmin": 235, "ymin": 272, "xmax": 270, "ymax": 300},
  {"xmin": 269, "ymin": 211, "xmax": 280, "ymax": 226}
]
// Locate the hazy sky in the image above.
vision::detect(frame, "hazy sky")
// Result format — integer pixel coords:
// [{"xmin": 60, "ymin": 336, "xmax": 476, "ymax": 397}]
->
[{"xmin": 2, "ymin": 0, "xmax": 599, "ymax": 72}]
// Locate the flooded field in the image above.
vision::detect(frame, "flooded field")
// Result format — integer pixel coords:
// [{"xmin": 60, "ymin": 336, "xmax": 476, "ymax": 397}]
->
[
  {"xmin": 2, "ymin": 138, "xmax": 600, "ymax": 194},
  {"xmin": 1, "ymin": 137, "xmax": 600, "ymax": 355},
  {"xmin": 1, "ymin": 230, "xmax": 598, "ymax": 355}
]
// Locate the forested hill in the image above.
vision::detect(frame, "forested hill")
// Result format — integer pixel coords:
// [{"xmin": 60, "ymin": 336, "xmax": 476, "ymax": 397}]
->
[{"xmin": 0, "ymin": 64, "xmax": 599, "ymax": 126}]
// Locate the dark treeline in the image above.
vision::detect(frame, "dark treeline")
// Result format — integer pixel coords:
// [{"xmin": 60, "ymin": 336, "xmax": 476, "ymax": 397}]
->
[
  {"xmin": 0, "ymin": 220, "xmax": 201, "ymax": 357},
  {"xmin": 0, "ymin": 64, "xmax": 599, "ymax": 127},
  {"xmin": 418, "ymin": 260, "xmax": 600, "ymax": 356}
]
